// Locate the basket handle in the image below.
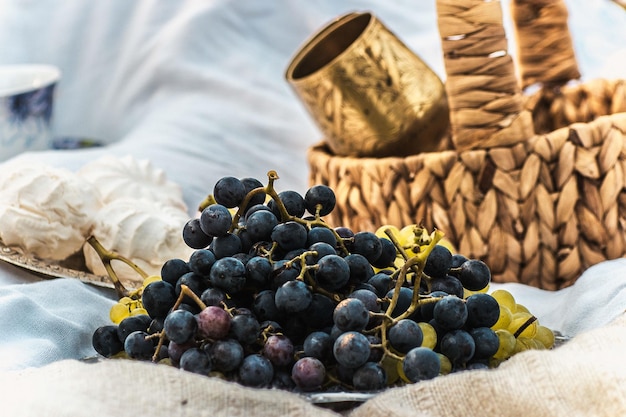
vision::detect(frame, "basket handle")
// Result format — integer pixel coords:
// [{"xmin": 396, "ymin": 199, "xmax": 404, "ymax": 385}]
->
[{"xmin": 436, "ymin": 0, "xmax": 580, "ymax": 151}]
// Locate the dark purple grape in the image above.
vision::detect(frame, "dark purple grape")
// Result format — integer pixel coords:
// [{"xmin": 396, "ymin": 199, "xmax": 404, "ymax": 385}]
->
[
  {"xmin": 352, "ymin": 231, "xmax": 382, "ymax": 263},
  {"xmin": 210, "ymin": 233, "xmax": 242, "ymax": 259},
  {"xmin": 213, "ymin": 176, "xmax": 246, "ymax": 208},
  {"xmin": 333, "ymin": 298, "xmax": 370, "ymax": 332},
  {"xmin": 117, "ymin": 314, "xmax": 152, "ymax": 343},
  {"xmin": 200, "ymin": 204, "xmax": 233, "ymax": 237},
  {"xmin": 92, "ymin": 325, "xmax": 123, "ymax": 357},
  {"xmin": 275, "ymin": 280, "xmax": 313, "ymax": 313},
  {"xmin": 291, "ymin": 357, "xmax": 326, "ymax": 391},
  {"xmin": 458, "ymin": 259, "xmax": 491, "ymax": 291},
  {"xmin": 281, "ymin": 315, "xmax": 309, "ymax": 345},
  {"xmin": 304, "ymin": 185, "xmax": 336, "ymax": 217},
  {"xmin": 469, "ymin": 327, "xmax": 500, "ymax": 360},
  {"xmin": 430, "ymin": 274, "xmax": 464, "ymax": 298},
  {"xmin": 200, "ymin": 287, "xmax": 226, "ymax": 307},
  {"xmin": 388, "ymin": 319, "xmax": 424, "ymax": 353},
  {"xmin": 306, "ymin": 226, "xmax": 338, "ymax": 248},
  {"xmin": 271, "ymin": 221, "xmax": 308, "ymax": 252},
  {"xmin": 167, "ymin": 339, "xmax": 197, "ymax": 366},
  {"xmin": 123, "ymin": 331, "xmax": 154, "ymax": 360},
  {"xmin": 263, "ymin": 334, "xmax": 295, "ymax": 367},
  {"xmin": 182, "ymin": 218, "xmax": 213, "ymax": 249},
  {"xmin": 300, "ymin": 293, "xmax": 335, "ymax": 329},
  {"xmin": 303, "ymin": 331, "xmax": 333, "ymax": 361},
  {"xmin": 141, "ymin": 280, "xmax": 177, "ymax": 319},
  {"xmin": 196, "ymin": 306, "xmax": 232, "ymax": 339},
  {"xmin": 164, "ymin": 309, "xmax": 198, "ymax": 344},
  {"xmin": 245, "ymin": 210, "xmax": 278, "ymax": 242},
  {"xmin": 402, "ymin": 347, "xmax": 440, "ymax": 382},
  {"xmin": 147, "ymin": 317, "xmax": 165, "ymax": 334},
  {"xmin": 384, "ymin": 286, "xmax": 413, "ymax": 318},
  {"xmin": 366, "ymin": 335, "xmax": 383, "ymax": 362},
  {"xmin": 368, "ymin": 272, "xmax": 393, "ymax": 297},
  {"xmin": 243, "ymin": 203, "xmax": 272, "ymax": 221},
  {"xmin": 270, "ymin": 190, "xmax": 306, "ymax": 219},
  {"xmin": 239, "ymin": 354, "xmax": 274, "ymax": 387},
  {"xmin": 450, "ymin": 253, "xmax": 469, "ymax": 269},
  {"xmin": 433, "ymin": 295, "xmax": 468, "ymax": 330},
  {"xmin": 344, "ymin": 253, "xmax": 374, "ymax": 284},
  {"xmin": 467, "ymin": 361, "xmax": 490, "ymax": 370},
  {"xmin": 315, "ymin": 254, "xmax": 350, "ymax": 290},
  {"xmin": 440, "ymin": 329, "xmax": 476, "ymax": 366},
  {"xmin": 245, "ymin": 256, "xmax": 272, "ymax": 286},
  {"xmin": 188, "ymin": 249, "xmax": 216, "ymax": 277},
  {"xmin": 209, "ymin": 257, "xmax": 246, "ymax": 293},
  {"xmin": 206, "ymin": 339, "xmax": 244, "ymax": 372},
  {"xmin": 419, "ymin": 290, "xmax": 448, "ymax": 321},
  {"xmin": 253, "ymin": 290, "xmax": 280, "ymax": 322},
  {"xmin": 272, "ymin": 370, "xmax": 297, "ymax": 390},
  {"xmin": 348, "ymin": 288, "xmax": 381, "ymax": 314},
  {"xmin": 424, "ymin": 245, "xmax": 453, "ymax": 279},
  {"xmin": 465, "ymin": 293, "xmax": 500, "ymax": 328},
  {"xmin": 240, "ymin": 177, "xmax": 266, "ymax": 212},
  {"xmin": 179, "ymin": 347, "xmax": 212, "ymax": 375},
  {"xmin": 175, "ymin": 272, "xmax": 207, "ymax": 304},
  {"xmin": 352, "ymin": 362, "xmax": 386, "ymax": 391},
  {"xmin": 333, "ymin": 331, "xmax": 370, "ymax": 369},
  {"xmin": 160, "ymin": 258, "xmax": 191, "ymax": 286},
  {"xmin": 230, "ymin": 313, "xmax": 261, "ymax": 345},
  {"xmin": 371, "ymin": 238, "xmax": 396, "ymax": 269},
  {"xmin": 306, "ymin": 241, "xmax": 336, "ymax": 264}
]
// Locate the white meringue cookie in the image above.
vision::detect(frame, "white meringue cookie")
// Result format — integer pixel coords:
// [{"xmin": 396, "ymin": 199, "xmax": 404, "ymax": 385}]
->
[
  {"xmin": 77, "ymin": 155, "xmax": 187, "ymax": 212},
  {"xmin": 0, "ymin": 163, "xmax": 103, "ymax": 260},
  {"xmin": 83, "ymin": 197, "xmax": 193, "ymax": 282}
]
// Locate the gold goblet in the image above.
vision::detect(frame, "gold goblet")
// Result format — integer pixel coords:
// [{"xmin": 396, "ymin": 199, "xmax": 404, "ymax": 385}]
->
[{"xmin": 286, "ymin": 11, "xmax": 449, "ymax": 158}]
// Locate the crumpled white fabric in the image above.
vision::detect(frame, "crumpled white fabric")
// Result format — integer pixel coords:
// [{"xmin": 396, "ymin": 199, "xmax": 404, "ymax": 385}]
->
[{"xmin": 0, "ymin": 0, "xmax": 625, "ymax": 371}]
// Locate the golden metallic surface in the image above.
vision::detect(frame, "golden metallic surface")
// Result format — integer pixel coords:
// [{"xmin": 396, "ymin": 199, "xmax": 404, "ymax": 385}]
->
[{"xmin": 286, "ymin": 12, "xmax": 449, "ymax": 158}]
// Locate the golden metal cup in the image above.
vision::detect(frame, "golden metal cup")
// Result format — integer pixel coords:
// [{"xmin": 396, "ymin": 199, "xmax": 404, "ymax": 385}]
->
[{"xmin": 286, "ymin": 11, "xmax": 449, "ymax": 158}]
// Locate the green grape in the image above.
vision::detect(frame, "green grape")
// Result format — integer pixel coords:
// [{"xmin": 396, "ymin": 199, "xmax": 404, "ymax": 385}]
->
[
  {"xmin": 513, "ymin": 337, "xmax": 536, "ymax": 354},
  {"xmin": 514, "ymin": 303, "xmax": 530, "ymax": 314},
  {"xmin": 493, "ymin": 329, "xmax": 516, "ymax": 360},
  {"xmin": 375, "ymin": 225, "xmax": 400, "ymax": 240},
  {"xmin": 463, "ymin": 283, "xmax": 490, "ymax": 299},
  {"xmin": 380, "ymin": 354, "xmax": 401, "ymax": 385},
  {"xmin": 130, "ymin": 307, "xmax": 149, "ymax": 317},
  {"xmin": 535, "ymin": 325, "xmax": 556, "ymax": 349},
  {"xmin": 491, "ymin": 305, "xmax": 513, "ymax": 330},
  {"xmin": 490, "ymin": 289, "xmax": 516, "ymax": 312},
  {"xmin": 110, "ymin": 302, "xmax": 131, "ymax": 324},
  {"xmin": 508, "ymin": 312, "xmax": 538, "ymax": 338},
  {"xmin": 418, "ymin": 322, "xmax": 437, "ymax": 349},
  {"xmin": 142, "ymin": 275, "xmax": 162, "ymax": 287},
  {"xmin": 437, "ymin": 353, "xmax": 452, "ymax": 375}
]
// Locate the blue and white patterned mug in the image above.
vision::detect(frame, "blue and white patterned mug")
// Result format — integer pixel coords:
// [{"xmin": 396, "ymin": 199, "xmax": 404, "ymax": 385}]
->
[{"xmin": 0, "ymin": 65, "xmax": 61, "ymax": 161}]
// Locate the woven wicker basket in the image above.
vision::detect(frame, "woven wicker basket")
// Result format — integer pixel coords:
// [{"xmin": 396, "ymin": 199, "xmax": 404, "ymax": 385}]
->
[{"xmin": 307, "ymin": 0, "xmax": 626, "ymax": 289}]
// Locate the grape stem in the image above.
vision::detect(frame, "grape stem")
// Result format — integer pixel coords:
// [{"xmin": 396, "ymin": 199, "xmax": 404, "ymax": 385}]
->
[
  {"xmin": 514, "ymin": 315, "xmax": 538, "ymax": 338},
  {"xmin": 373, "ymin": 229, "xmax": 444, "ymax": 361},
  {"xmin": 151, "ymin": 284, "xmax": 208, "ymax": 362},
  {"xmin": 86, "ymin": 236, "xmax": 149, "ymax": 299}
]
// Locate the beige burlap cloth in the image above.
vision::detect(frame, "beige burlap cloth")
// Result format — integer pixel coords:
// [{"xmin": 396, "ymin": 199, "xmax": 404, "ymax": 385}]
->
[{"xmin": 2, "ymin": 312, "xmax": 626, "ymax": 417}]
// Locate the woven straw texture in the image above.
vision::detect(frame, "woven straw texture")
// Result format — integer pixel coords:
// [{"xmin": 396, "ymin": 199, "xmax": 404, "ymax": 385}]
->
[{"xmin": 307, "ymin": 0, "xmax": 626, "ymax": 289}]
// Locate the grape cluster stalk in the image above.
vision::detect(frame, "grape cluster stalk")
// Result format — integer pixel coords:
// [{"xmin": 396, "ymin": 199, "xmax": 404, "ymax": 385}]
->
[{"xmin": 90, "ymin": 170, "xmax": 555, "ymax": 393}]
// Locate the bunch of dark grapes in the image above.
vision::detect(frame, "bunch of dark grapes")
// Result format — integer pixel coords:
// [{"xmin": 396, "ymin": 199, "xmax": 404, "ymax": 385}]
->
[{"xmin": 92, "ymin": 170, "xmax": 554, "ymax": 393}]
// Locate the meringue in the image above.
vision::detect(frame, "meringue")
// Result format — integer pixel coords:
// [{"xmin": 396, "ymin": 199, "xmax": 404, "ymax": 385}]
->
[
  {"xmin": 77, "ymin": 154, "xmax": 187, "ymax": 212},
  {"xmin": 0, "ymin": 162, "xmax": 103, "ymax": 260},
  {"xmin": 83, "ymin": 197, "xmax": 193, "ymax": 282}
]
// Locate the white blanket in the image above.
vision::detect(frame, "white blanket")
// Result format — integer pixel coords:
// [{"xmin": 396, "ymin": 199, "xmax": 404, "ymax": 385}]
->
[{"xmin": 0, "ymin": 0, "xmax": 625, "ymax": 371}]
